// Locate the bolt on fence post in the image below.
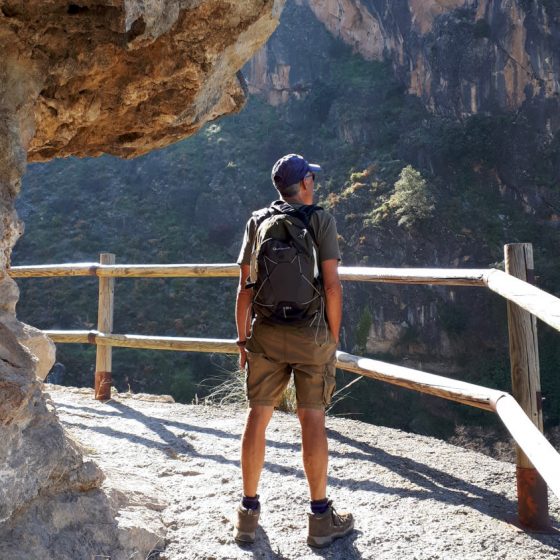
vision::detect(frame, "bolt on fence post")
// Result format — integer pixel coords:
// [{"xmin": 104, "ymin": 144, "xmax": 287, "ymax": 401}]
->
[
  {"xmin": 94, "ymin": 253, "xmax": 115, "ymax": 400},
  {"xmin": 504, "ymin": 243, "xmax": 550, "ymax": 530}
]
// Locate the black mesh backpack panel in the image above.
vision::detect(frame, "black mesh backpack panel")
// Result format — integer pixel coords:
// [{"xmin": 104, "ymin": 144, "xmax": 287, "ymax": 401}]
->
[{"xmin": 249, "ymin": 203, "xmax": 323, "ymax": 324}]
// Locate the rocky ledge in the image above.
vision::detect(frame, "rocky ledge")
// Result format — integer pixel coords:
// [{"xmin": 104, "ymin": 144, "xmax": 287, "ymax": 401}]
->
[{"xmin": 1, "ymin": 0, "xmax": 284, "ymax": 160}]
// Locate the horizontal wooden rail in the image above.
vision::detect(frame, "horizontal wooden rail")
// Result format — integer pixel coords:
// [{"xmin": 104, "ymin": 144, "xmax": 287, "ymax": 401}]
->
[
  {"xmin": 45, "ymin": 330, "xmax": 237, "ymax": 353},
  {"xmin": 42, "ymin": 329, "xmax": 560, "ymax": 500},
  {"xmin": 9, "ymin": 263, "xmax": 101, "ymax": 277},
  {"xmin": 9, "ymin": 263, "xmax": 488, "ymax": 285},
  {"xmin": 494, "ymin": 394, "xmax": 560, "ymax": 500},
  {"xmin": 338, "ymin": 266, "xmax": 487, "ymax": 286},
  {"xmin": 334, "ymin": 351, "xmax": 504, "ymax": 411},
  {"xmin": 484, "ymin": 269, "xmax": 560, "ymax": 333},
  {"xmin": 8, "ymin": 263, "xmax": 240, "ymax": 278},
  {"xmin": 44, "ymin": 330, "xmax": 503, "ymax": 410}
]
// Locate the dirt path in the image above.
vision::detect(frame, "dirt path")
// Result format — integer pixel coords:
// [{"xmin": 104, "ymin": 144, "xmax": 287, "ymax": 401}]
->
[{"xmin": 48, "ymin": 386, "xmax": 560, "ymax": 560}]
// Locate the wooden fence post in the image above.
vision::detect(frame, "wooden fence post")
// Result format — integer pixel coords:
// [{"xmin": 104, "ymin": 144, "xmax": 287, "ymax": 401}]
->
[
  {"xmin": 504, "ymin": 243, "xmax": 549, "ymax": 530},
  {"xmin": 94, "ymin": 253, "xmax": 115, "ymax": 400}
]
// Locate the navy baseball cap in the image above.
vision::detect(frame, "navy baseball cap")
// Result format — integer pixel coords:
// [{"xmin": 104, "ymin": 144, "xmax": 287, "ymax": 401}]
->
[{"xmin": 271, "ymin": 154, "xmax": 321, "ymax": 190}]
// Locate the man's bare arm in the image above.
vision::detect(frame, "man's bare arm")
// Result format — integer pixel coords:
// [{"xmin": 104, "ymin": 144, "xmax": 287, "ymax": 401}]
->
[
  {"xmin": 321, "ymin": 259, "xmax": 342, "ymax": 344},
  {"xmin": 236, "ymin": 264, "xmax": 253, "ymax": 367}
]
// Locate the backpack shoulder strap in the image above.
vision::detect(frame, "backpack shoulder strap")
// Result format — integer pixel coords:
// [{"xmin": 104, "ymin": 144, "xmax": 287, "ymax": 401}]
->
[
  {"xmin": 252, "ymin": 206, "xmax": 275, "ymax": 227},
  {"xmin": 269, "ymin": 201, "xmax": 323, "ymax": 246},
  {"xmin": 245, "ymin": 208, "xmax": 274, "ymax": 290},
  {"xmin": 297, "ymin": 204, "xmax": 323, "ymax": 246}
]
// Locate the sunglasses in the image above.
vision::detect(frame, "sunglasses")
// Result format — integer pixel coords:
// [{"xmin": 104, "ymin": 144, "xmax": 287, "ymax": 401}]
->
[{"xmin": 304, "ymin": 172, "xmax": 315, "ymax": 181}]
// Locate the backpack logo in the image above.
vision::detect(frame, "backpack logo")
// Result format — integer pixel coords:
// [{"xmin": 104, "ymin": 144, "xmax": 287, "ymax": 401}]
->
[{"xmin": 248, "ymin": 203, "xmax": 323, "ymax": 325}]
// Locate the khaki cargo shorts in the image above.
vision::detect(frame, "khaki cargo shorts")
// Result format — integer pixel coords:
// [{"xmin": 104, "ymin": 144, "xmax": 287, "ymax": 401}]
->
[{"xmin": 244, "ymin": 320, "xmax": 337, "ymax": 410}]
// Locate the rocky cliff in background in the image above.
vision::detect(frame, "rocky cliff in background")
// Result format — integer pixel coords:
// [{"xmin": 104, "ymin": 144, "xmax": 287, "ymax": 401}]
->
[
  {"xmin": 252, "ymin": 0, "xmax": 560, "ymax": 119},
  {"xmin": 0, "ymin": 1, "xmax": 283, "ymax": 555}
]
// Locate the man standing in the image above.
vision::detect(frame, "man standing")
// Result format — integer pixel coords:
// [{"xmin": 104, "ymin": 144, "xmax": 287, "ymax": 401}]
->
[{"xmin": 234, "ymin": 154, "xmax": 354, "ymax": 548}]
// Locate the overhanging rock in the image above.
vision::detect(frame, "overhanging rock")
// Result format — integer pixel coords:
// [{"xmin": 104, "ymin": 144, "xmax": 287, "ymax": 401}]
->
[{"xmin": 1, "ymin": 0, "xmax": 284, "ymax": 160}]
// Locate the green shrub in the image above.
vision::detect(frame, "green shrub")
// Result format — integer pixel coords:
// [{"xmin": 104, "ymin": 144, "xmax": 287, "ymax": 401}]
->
[{"xmin": 373, "ymin": 165, "xmax": 434, "ymax": 229}]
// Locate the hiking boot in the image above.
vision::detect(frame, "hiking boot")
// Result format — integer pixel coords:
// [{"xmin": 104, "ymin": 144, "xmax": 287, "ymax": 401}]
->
[
  {"xmin": 233, "ymin": 503, "xmax": 260, "ymax": 544},
  {"xmin": 307, "ymin": 501, "xmax": 354, "ymax": 548}
]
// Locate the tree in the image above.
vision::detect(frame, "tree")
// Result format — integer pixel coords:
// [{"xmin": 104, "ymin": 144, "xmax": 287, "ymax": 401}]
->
[{"xmin": 386, "ymin": 165, "xmax": 434, "ymax": 229}]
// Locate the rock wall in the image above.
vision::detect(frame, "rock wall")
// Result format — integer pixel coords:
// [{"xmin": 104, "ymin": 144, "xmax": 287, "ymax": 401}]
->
[
  {"xmin": 0, "ymin": 0, "xmax": 283, "ymax": 553},
  {"xmin": 306, "ymin": 0, "xmax": 398, "ymax": 61},
  {"xmin": 250, "ymin": 0, "xmax": 560, "ymax": 120},
  {"xmin": 244, "ymin": 0, "xmax": 336, "ymax": 105}
]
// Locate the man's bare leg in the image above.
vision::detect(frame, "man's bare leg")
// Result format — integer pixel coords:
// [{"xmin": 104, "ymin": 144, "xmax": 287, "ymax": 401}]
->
[
  {"xmin": 241, "ymin": 405, "xmax": 274, "ymax": 496},
  {"xmin": 298, "ymin": 408, "xmax": 328, "ymax": 500}
]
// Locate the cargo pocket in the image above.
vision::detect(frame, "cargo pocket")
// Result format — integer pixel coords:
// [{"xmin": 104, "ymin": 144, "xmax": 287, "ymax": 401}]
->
[
  {"xmin": 322, "ymin": 365, "xmax": 336, "ymax": 407},
  {"xmin": 244, "ymin": 349, "xmax": 271, "ymax": 403},
  {"xmin": 245, "ymin": 348, "xmax": 263, "ymax": 370},
  {"xmin": 244, "ymin": 361, "xmax": 250, "ymax": 397},
  {"xmin": 244, "ymin": 349, "xmax": 256, "ymax": 399}
]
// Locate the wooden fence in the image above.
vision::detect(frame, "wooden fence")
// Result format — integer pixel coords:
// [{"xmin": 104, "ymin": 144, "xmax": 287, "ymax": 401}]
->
[{"xmin": 9, "ymin": 243, "xmax": 560, "ymax": 532}]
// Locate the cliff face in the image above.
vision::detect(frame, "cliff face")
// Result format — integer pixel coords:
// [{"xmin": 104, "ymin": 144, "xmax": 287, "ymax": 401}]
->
[
  {"xmin": 0, "ymin": 0, "xmax": 283, "ymax": 547},
  {"xmin": 253, "ymin": 0, "xmax": 560, "ymax": 120}
]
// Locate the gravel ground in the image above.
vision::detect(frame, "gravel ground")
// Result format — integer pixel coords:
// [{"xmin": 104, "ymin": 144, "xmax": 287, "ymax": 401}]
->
[{"xmin": 48, "ymin": 386, "xmax": 560, "ymax": 560}]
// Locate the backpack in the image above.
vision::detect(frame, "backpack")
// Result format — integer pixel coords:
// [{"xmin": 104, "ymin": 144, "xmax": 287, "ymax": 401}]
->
[{"xmin": 247, "ymin": 201, "xmax": 324, "ymax": 325}]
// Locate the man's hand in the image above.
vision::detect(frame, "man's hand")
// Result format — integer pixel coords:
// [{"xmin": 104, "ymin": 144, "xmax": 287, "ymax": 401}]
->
[
  {"xmin": 236, "ymin": 264, "xmax": 252, "ymax": 370},
  {"xmin": 238, "ymin": 345, "xmax": 248, "ymax": 370}
]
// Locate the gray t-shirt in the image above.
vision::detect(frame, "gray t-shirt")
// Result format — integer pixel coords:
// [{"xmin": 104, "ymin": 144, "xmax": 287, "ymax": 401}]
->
[{"xmin": 237, "ymin": 201, "xmax": 341, "ymax": 266}]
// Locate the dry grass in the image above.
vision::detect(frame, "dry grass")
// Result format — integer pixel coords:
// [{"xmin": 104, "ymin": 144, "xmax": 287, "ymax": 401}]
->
[
  {"xmin": 198, "ymin": 368, "xmax": 246, "ymax": 406},
  {"xmin": 200, "ymin": 367, "xmax": 297, "ymax": 413}
]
